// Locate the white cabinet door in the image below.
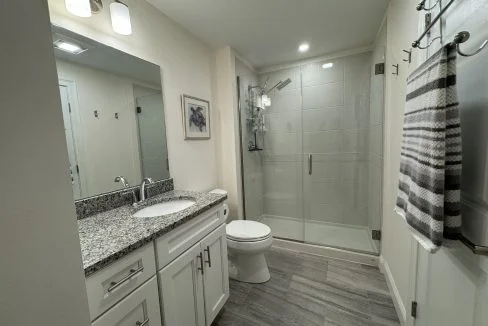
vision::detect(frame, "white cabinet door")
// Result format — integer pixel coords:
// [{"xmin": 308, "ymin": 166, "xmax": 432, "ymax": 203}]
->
[
  {"xmin": 92, "ymin": 276, "xmax": 161, "ymax": 326},
  {"xmin": 159, "ymin": 242, "xmax": 206, "ymax": 326},
  {"xmin": 201, "ymin": 224, "xmax": 229, "ymax": 325}
]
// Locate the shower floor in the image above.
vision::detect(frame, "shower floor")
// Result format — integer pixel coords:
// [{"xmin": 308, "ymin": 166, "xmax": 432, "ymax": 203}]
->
[{"xmin": 260, "ymin": 215, "xmax": 378, "ymax": 254}]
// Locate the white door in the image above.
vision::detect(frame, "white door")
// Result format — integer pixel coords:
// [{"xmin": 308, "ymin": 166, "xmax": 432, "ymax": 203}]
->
[
  {"xmin": 159, "ymin": 242, "xmax": 205, "ymax": 326},
  {"xmin": 201, "ymin": 224, "xmax": 229, "ymax": 325},
  {"xmin": 59, "ymin": 84, "xmax": 82, "ymax": 199}
]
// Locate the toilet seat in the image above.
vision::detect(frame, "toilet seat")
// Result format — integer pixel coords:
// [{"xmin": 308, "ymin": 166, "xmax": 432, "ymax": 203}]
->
[{"xmin": 226, "ymin": 220, "xmax": 271, "ymax": 242}]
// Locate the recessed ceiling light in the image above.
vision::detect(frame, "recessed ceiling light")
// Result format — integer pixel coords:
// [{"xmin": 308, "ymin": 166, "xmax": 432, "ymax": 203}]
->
[
  {"xmin": 298, "ymin": 43, "xmax": 310, "ymax": 53},
  {"xmin": 322, "ymin": 62, "xmax": 334, "ymax": 69},
  {"xmin": 54, "ymin": 40, "xmax": 87, "ymax": 55}
]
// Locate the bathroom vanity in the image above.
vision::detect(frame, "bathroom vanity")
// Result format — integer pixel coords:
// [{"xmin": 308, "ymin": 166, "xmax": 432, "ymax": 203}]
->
[{"xmin": 80, "ymin": 190, "xmax": 229, "ymax": 326}]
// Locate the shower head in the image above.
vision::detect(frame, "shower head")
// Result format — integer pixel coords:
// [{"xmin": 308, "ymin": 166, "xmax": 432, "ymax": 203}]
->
[
  {"xmin": 277, "ymin": 78, "xmax": 292, "ymax": 90},
  {"xmin": 266, "ymin": 78, "xmax": 292, "ymax": 94}
]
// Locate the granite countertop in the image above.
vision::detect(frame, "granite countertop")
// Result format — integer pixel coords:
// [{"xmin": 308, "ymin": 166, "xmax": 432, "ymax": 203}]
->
[{"xmin": 78, "ymin": 190, "xmax": 227, "ymax": 277}]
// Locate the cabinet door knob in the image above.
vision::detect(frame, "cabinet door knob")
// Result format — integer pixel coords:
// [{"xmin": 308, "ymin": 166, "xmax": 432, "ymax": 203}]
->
[{"xmin": 204, "ymin": 246, "xmax": 212, "ymax": 268}]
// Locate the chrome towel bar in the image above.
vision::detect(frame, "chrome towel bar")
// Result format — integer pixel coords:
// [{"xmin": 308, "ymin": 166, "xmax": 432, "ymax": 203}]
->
[{"xmin": 459, "ymin": 234, "xmax": 488, "ymax": 256}]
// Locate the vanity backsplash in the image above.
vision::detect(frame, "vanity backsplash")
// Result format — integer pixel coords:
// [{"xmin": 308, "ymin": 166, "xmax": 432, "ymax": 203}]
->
[{"xmin": 75, "ymin": 178, "xmax": 174, "ymax": 219}]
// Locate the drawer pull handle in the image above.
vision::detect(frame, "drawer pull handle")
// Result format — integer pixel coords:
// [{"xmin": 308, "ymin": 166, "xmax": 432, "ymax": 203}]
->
[
  {"xmin": 197, "ymin": 253, "xmax": 204, "ymax": 275},
  {"xmin": 107, "ymin": 266, "xmax": 144, "ymax": 293},
  {"xmin": 204, "ymin": 246, "xmax": 212, "ymax": 267},
  {"xmin": 136, "ymin": 318, "xmax": 149, "ymax": 326}
]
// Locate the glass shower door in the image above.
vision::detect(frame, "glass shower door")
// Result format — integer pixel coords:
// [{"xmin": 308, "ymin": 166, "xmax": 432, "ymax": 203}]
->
[{"xmin": 301, "ymin": 52, "xmax": 383, "ymax": 255}]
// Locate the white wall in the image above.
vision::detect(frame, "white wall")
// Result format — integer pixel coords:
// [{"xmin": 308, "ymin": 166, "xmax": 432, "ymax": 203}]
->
[
  {"xmin": 48, "ymin": 0, "xmax": 218, "ymax": 192},
  {"xmin": 56, "ymin": 59, "xmax": 143, "ymax": 196},
  {"xmin": 411, "ymin": 1, "xmax": 488, "ymax": 325},
  {"xmin": 380, "ymin": 0, "xmax": 419, "ymax": 322},
  {"xmin": 0, "ymin": 0, "xmax": 90, "ymax": 324},
  {"xmin": 213, "ymin": 47, "xmax": 258, "ymax": 220},
  {"xmin": 381, "ymin": 1, "xmax": 488, "ymax": 325}
]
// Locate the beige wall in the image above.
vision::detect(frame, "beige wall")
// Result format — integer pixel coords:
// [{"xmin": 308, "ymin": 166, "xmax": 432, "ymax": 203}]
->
[
  {"xmin": 48, "ymin": 0, "xmax": 218, "ymax": 192},
  {"xmin": 0, "ymin": 0, "xmax": 90, "ymax": 324},
  {"xmin": 213, "ymin": 47, "xmax": 242, "ymax": 218}
]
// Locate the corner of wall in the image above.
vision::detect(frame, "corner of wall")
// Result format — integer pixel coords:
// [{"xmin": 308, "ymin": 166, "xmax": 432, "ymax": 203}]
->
[
  {"xmin": 214, "ymin": 46, "xmax": 242, "ymax": 218},
  {"xmin": 379, "ymin": 255, "xmax": 408, "ymax": 325}
]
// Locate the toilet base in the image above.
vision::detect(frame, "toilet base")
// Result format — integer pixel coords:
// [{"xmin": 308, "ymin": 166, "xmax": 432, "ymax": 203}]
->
[{"xmin": 228, "ymin": 252, "xmax": 271, "ymax": 283}]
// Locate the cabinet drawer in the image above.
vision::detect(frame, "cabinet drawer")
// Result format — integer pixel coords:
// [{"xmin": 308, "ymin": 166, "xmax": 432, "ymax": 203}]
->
[
  {"xmin": 86, "ymin": 243, "xmax": 157, "ymax": 321},
  {"xmin": 92, "ymin": 276, "xmax": 161, "ymax": 326},
  {"xmin": 155, "ymin": 204, "xmax": 224, "ymax": 269}
]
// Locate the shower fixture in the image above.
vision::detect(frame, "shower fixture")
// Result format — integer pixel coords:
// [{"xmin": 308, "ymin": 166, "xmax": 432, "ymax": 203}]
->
[
  {"xmin": 249, "ymin": 77, "xmax": 292, "ymax": 95},
  {"xmin": 265, "ymin": 78, "xmax": 292, "ymax": 94}
]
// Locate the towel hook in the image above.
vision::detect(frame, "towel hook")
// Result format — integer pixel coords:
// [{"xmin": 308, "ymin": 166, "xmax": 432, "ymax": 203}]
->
[
  {"xmin": 403, "ymin": 49, "xmax": 412, "ymax": 63},
  {"xmin": 416, "ymin": 0, "xmax": 439, "ymax": 11},
  {"xmin": 415, "ymin": 36, "xmax": 441, "ymax": 50},
  {"xmin": 452, "ymin": 31, "xmax": 488, "ymax": 57}
]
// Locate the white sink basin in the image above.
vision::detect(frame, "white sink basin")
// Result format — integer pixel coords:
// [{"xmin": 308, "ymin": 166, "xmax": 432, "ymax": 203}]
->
[{"xmin": 133, "ymin": 199, "xmax": 196, "ymax": 218}]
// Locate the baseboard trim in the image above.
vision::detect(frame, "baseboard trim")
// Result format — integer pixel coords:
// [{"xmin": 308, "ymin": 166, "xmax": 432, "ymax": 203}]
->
[
  {"xmin": 379, "ymin": 255, "xmax": 407, "ymax": 325},
  {"xmin": 273, "ymin": 238, "xmax": 378, "ymax": 266}
]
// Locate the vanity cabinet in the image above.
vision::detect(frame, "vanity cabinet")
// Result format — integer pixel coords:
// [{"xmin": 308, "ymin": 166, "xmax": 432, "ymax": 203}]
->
[
  {"xmin": 85, "ymin": 203, "xmax": 229, "ymax": 326},
  {"xmin": 159, "ymin": 224, "xmax": 229, "ymax": 326}
]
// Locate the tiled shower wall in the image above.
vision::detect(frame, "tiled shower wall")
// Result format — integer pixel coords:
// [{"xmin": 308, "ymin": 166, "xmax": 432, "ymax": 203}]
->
[{"xmin": 260, "ymin": 51, "xmax": 376, "ymax": 228}]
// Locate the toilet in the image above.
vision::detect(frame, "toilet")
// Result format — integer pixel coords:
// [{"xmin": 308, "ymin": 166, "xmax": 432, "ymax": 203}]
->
[{"xmin": 210, "ymin": 189, "xmax": 273, "ymax": 283}]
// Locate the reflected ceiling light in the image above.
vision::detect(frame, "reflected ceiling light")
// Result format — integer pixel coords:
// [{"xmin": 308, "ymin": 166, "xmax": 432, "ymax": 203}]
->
[
  {"xmin": 53, "ymin": 40, "xmax": 87, "ymax": 55},
  {"xmin": 65, "ymin": 0, "xmax": 92, "ymax": 17},
  {"xmin": 322, "ymin": 62, "xmax": 334, "ymax": 69},
  {"xmin": 110, "ymin": 1, "xmax": 132, "ymax": 35},
  {"xmin": 298, "ymin": 43, "xmax": 310, "ymax": 53}
]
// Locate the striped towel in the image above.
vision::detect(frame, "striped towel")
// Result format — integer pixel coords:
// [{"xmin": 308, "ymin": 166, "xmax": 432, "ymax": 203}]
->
[{"xmin": 395, "ymin": 44, "xmax": 462, "ymax": 249}]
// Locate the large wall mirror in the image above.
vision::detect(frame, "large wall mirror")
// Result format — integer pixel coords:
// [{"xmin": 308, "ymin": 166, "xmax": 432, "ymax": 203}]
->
[{"xmin": 52, "ymin": 26, "xmax": 169, "ymax": 200}]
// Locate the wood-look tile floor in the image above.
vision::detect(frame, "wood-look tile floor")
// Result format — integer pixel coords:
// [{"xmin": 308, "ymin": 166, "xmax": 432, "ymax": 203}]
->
[{"xmin": 212, "ymin": 247, "xmax": 400, "ymax": 326}]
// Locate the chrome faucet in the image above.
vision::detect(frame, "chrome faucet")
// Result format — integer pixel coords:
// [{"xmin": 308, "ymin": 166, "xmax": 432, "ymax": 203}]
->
[
  {"xmin": 114, "ymin": 176, "xmax": 137, "ymax": 203},
  {"xmin": 139, "ymin": 177, "xmax": 154, "ymax": 202}
]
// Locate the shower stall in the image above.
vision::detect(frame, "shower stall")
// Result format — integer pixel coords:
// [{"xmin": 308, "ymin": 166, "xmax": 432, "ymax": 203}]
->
[{"xmin": 237, "ymin": 50, "xmax": 385, "ymax": 255}]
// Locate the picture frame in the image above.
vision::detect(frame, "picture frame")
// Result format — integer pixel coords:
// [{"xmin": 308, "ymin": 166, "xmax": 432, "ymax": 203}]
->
[{"xmin": 181, "ymin": 94, "xmax": 211, "ymax": 140}]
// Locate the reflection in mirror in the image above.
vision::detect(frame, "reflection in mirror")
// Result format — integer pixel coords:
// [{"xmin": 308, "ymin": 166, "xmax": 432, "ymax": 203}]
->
[{"xmin": 52, "ymin": 26, "xmax": 169, "ymax": 200}]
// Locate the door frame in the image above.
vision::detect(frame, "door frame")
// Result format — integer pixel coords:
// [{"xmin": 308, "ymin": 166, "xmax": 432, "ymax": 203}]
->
[{"xmin": 59, "ymin": 79, "xmax": 87, "ymax": 198}]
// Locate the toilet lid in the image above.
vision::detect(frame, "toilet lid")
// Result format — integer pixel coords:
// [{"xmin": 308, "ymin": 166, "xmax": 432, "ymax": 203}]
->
[{"xmin": 226, "ymin": 220, "xmax": 271, "ymax": 242}]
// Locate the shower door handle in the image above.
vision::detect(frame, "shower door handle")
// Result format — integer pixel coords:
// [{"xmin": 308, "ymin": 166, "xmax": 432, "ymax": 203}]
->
[{"xmin": 308, "ymin": 154, "xmax": 313, "ymax": 175}]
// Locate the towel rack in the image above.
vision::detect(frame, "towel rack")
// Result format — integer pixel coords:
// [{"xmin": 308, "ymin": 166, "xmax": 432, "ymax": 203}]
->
[
  {"xmin": 411, "ymin": 0, "xmax": 488, "ymax": 57},
  {"xmin": 416, "ymin": 0, "xmax": 440, "ymax": 11},
  {"xmin": 412, "ymin": 0, "xmax": 456, "ymax": 48},
  {"xmin": 451, "ymin": 31, "xmax": 488, "ymax": 57},
  {"xmin": 459, "ymin": 234, "xmax": 488, "ymax": 256}
]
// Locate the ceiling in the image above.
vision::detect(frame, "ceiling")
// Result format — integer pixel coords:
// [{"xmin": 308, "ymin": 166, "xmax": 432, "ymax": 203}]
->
[{"xmin": 147, "ymin": 0, "xmax": 388, "ymax": 68}]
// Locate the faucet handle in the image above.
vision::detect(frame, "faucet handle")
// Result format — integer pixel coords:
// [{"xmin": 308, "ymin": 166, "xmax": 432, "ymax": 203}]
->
[{"xmin": 114, "ymin": 176, "xmax": 130, "ymax": 188}]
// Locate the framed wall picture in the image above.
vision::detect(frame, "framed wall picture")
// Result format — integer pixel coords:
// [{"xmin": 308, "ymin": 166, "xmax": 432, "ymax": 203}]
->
[{"xmin": 181, "ymin": 94, "xmax": 211, "ymax": 140}]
